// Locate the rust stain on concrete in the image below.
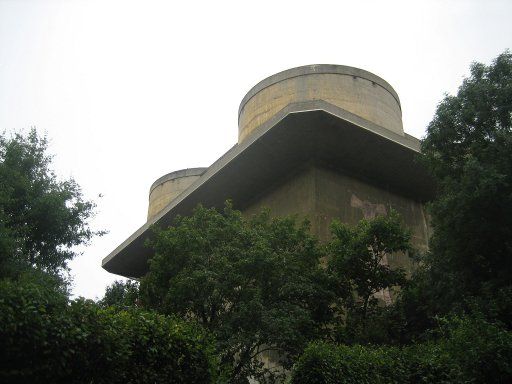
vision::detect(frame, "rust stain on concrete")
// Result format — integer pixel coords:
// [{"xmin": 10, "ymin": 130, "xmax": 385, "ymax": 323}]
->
[{"xmin": 350, "ymin": 194, "xmax": 387, "ymax": 219}]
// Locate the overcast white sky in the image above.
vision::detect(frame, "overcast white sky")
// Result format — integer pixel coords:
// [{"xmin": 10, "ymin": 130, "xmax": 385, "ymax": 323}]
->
[{"xmin": 1, "ymin": 0, "xmax": 511, "ymax": 299}]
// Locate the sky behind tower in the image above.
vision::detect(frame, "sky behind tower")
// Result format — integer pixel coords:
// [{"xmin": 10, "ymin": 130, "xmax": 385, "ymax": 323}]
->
[{"xmin": 0, "ymin": 0, "xmax": 511, "ymax": 299}]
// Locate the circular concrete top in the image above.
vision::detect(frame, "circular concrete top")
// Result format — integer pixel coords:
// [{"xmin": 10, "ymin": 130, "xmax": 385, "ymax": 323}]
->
[
  {"xmin": 238, "ymin": 64, "xmax": 404, "ymax": 143},
  {"xmin": 239, "ymin": 64, "xmax": 401, "ymax": 117},
  {"xmin": 149, "ymin": 168, "xmax": 207, "ymax": 194}
]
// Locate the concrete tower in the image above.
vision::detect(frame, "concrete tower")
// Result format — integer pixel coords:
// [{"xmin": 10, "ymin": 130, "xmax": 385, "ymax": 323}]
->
[{"xmin": 102, "ymin": 65, "xmax": 433, "ymax": 278}]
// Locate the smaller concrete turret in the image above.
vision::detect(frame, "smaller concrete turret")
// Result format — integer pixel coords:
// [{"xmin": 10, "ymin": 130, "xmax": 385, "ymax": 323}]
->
[{"xmin": 147, "ymin": 168, "xmax": 207, "ymax": 220}]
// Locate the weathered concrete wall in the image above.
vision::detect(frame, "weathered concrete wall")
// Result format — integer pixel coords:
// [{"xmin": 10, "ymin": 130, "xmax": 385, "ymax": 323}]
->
[
  {"xmin": 239, "ymin": 65, "xmax": 404, "ymax": 143},
  {"xmin": 243, "ymin": 165, "xmax": 430, "ymax": 274},
  {"xmin": 243, "ymin": 166, "xmax": 316, "ymax": 220},
  {"xmin": 148, "ymin": 168, "xmax": 206, "ymax": 220}
]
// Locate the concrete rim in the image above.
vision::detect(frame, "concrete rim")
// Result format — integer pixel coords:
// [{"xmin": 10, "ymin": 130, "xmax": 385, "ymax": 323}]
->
[
  {"xmin": 149, "ymin": 167, "xmax": 207, "ymax": 195},
  {"xmin": 238, "ymin": 64, "xmax": 401, "ymax": 123}
]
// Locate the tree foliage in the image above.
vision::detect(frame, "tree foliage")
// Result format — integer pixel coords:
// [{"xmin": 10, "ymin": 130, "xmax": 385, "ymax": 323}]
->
[
  {"xmin": 140, "ymin": 203, "xmax": 333, "ymax": 383},
  {"xmin": 0, "ymin": 129, "xmax": 102, "ymax": 278},
  {"xmin": 100, "ymin": 279, "xmax": 140, "ymax": 309},
  {"xmin": 403, "ymin": 51, "xmax": 512, "ymax": 327},
  {"xmin": 327, "ymin": 211, "xmax": 410, "ymax": 343}
]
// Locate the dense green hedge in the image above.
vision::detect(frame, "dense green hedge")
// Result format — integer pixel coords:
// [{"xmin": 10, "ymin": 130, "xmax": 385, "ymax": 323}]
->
[
  {"xmin": 0, "ymin": 278, "xmax": 217, "ymax": 383},
  {"xmin": 291, "ymin": 316, "xmax": 512, "ymax": 384}
]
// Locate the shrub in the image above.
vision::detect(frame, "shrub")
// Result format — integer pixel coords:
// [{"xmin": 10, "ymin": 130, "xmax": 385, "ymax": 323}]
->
[
  {"xmin": 0, "ymin": 278, "xmax": 217, "ymax": 383},
  {"xmin": 291, "ymin": 342, "xmax": 406, "ymax": 384},
  {"xmin": 291, "ymin": 316, "xmax": 512, "ymax": 384}
]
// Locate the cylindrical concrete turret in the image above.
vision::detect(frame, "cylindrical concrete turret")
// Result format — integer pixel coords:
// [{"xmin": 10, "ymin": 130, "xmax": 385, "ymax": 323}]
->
[
  {"xmin": 238, "ymin": 64, "xmax": 403, "ymax": 143},
  {"xmin": 147, "ymin": 168, "xmax": 207, "ymax": 220}
]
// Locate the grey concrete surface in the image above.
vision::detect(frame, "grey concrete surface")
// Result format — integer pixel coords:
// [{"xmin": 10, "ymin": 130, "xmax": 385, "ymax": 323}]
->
[
  {"xmin": 148, "ymin": 168, "xmax": 207, "ymax": 220},
  {"xmin": 238, "ymin": 65, "xmax": 404, "ymax": 143}
]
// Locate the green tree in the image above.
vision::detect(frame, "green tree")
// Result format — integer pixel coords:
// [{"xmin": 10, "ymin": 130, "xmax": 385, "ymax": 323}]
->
[
  {"xmin": 409, "ymin": 51, "xmax": 512, "ymax": 325},
  {"xmin": 0, "ymin": 129, "xmax": 102, "ymax": 279},
  {"xmin": 0, "ymin": 129, "xmax": 217, "ymax": 383},
  {"xmin": 327, "ymin": 211, "xmax": 410, "ymax": 343},
  {"xmin": 140, "ymin": 203, "xmax": 333, "ymax": 383},
  {"xmin": 100, "ymin": 279, "xmax": 140, "ymax": 309}
]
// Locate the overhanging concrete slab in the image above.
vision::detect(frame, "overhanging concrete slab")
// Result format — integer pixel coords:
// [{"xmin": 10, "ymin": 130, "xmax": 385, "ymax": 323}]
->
[{"xmin": 102, "ymin": 100, "xmax": 434, "ymax": 278}]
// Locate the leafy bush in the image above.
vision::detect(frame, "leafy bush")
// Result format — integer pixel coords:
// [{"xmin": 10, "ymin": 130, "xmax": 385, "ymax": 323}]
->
[
  {"xmin": 0, "ymin": 278, "xmax": 217, "ymax": 383},
  {"xmin": 291, "ymin": 342, "xmax": 406, "ymax": 384},
  {"xmin": 291, "ymin": 316, "xmax": 512, "ymax": 384}
]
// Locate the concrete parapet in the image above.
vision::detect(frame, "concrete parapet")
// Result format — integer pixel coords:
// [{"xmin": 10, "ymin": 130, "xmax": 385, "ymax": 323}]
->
[{"xmin": 238, "ymin": 64, "xmax": 403, "ymax": 143}]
